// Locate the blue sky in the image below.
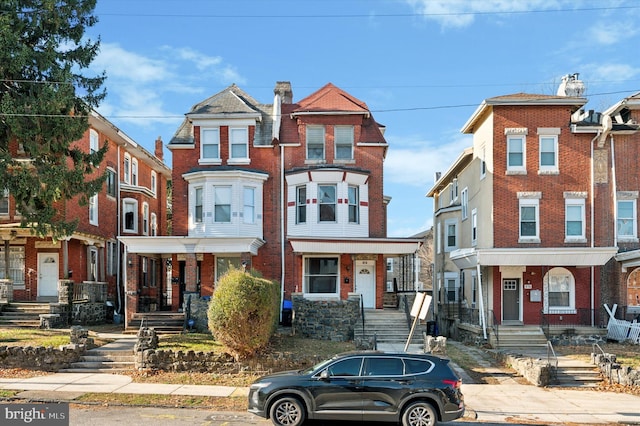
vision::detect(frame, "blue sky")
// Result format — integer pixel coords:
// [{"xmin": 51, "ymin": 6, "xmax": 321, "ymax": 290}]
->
[{"xmin": 84, "ymin": 0, "xmax": 640, "ymax": 237}]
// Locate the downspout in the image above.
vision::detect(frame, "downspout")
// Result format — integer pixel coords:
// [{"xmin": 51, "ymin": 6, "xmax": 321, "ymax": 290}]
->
[
  {"xmin": 280, "ymin": 143, "xmax": 285, "ymax": 322},
  {"xmin": 117, "ymin": 145, "xmax": 124, "ymax": 322},
  {"xmin": 611, "ymin": 135, "xmax": 617, "ymax": 247},
  {"xmin": 477, "ymin": 263, "xmax": 486, "ymax": 339},
  {"xmin": 590, "ymin": 129, "xmax": 600, "ymax": 326}
]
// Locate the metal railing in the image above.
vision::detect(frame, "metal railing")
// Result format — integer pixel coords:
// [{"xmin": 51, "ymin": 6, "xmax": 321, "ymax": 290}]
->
[
  {"xmin": 540, "ymin": 308, "xmax": 606, "ymax": 334},
  {"xmin": 402, "ymin": 294, "xmax": 411, "ymax": 329},
  {"xmin": 491, "ymin": 310, "xmax": 499, "ymax": 348},
  {"xmin": 72, "ymin": 281, "xmax": 107, "ymax": 302},
  {"xmin": 546, "ymin": 340, "xmax": 558, "ymax": 380}
]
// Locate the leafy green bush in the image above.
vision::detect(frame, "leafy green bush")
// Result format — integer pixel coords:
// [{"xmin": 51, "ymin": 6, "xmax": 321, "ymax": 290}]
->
[{"xmin": 208, "ymin": 267, "xmax": 280, "ymax": 360}]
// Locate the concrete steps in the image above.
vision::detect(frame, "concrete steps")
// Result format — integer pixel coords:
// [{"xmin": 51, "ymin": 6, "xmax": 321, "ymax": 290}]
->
[
  {"xmin": 126, "ymin": 312, "xmax": 185, "ymax": 334},
  {"xmin": 490, "ymin": 325, "xmax": 548, "ymax": 350},
  {"xmin": 553, "ymin": 365, "xmax": 601, "ymax": 388},
  {"xmin": 0, "ymin": 302, "xmax": 50, "ymax": 327},
  {"xmin": 60, "ymin": 338, "xmax": 137, "ymax": 373},
  {"xmin": 354, "ymin": 309, "xmax": 423, "ymax": 345}
]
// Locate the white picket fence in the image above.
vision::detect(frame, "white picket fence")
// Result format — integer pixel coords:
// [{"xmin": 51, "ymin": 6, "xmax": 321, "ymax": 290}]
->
[{"xmin": 605, "ymin": 304, "xmax": 640, "ymax": 344}]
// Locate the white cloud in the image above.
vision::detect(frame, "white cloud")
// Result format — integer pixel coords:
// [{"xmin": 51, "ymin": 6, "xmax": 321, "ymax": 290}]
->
[
  {"xmin": 402, "ymin": 0, "xmax": 572, "ymax": 29},
  {"xmin": 384, "ymin": 132, "xmax": 472, "ymax": 188}
]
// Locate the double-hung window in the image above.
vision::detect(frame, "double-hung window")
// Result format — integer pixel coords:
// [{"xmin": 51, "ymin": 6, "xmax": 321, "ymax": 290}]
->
[
  {"xmin": 90, "ymin": 129, "xmax": 99, "ymax": 155},
  {"xmin": 304, "ymin": 257, "xmax": 338, "ymax": 295},
  {"xmin": 106, "ymin": 168, "xmax": 116, "ymax": 197},
  {"xmin": 131, "ymin": 158, "xmax": 138, "ymax": 186},
  {"xmin": 123, "ymin": 154, "xmax": 130, "ymax": 184},
  {"xmin": 348, "ymin": 185, "xmax": 359, "ymax": 223},
  {"xmin": 201, "ymin": 128, "xmax": 220, "ymax": 161},
  {"xmin": 519, "ymin": 197, "xmax": 540, "ymax": 242},
  {"xmin": 296, "ymin": 186, "xmax": 306, "ymax": 224},
  {"xmin": 230, "ymin": 127, "xmax": 248, "ymax": 160},
  {"xmin": 507, "ymin": 135, "xmax": 525, "ymax": 172},
  {"xmin": 151, "ymin": 171, "xmax": 157, "ymax": 196},
  {"xmin": 214, "ymin": 186, "xmax": 231, "ymax": 223},
  {"xmin": 565, "ymin": 195, "xmax": 586, "ymax": 241},
  {"xmin": 335, "ymin": 126, "xmax": 354, "ymax": 160},
  {"xmin": 471, "ymin": 208, "xmax": 478, "ymax": 246},
  {"xmin": 461, "ymin": 187, "xmax": 468, "ymax": 220},
  {"xmin": 540, "ymin": 137, "xmax": 557, "ymax": 169},
  {"xmin": 318, "ymin": 184, "xmax": 336, "ymax": 222},
  {"xmin": 617, "ymin": 199, "xmax": 637, "ymax": 240},
  {"xmin": 306, "ymin": 126, "xmax": 325, "ymax": 160},
  {"xmin": 194, "ymin": 187, "xmax": 203, "ymax": 223},
  {"xmin": 243, "ymin": 187, "xmax": 255, "ymax": 224},
  {"xmin": 89, "ymin": 194, "xmax": 98, "ymax": 226},
  {"xmin": 142, "ymin": 202, "xmax": 149, "ymax": 235},
  {"xmin": 444, "ymin": 218, "xmax": 457, "ymax": 252}
]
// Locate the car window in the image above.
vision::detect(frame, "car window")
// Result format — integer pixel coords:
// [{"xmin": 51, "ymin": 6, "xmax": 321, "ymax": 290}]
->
[
  {"xmin": 403, "ymin": 358, "xmax": 435, "ymax": 375},
  {"xmin": 327, "ymin": 357, "xmax": 363, "ymax": 377},
  {"xmin": 364, "ymin": 357, "xmax": 404, "ymax": 376}
]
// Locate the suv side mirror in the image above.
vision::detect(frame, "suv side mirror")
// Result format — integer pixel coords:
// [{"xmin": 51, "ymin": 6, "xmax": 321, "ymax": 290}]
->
[{"xmin": 319, "ymin": 369, "xmax": 329, "ymax": 380}]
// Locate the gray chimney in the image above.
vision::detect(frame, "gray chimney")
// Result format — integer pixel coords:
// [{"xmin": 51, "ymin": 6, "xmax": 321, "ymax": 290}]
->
[{"xmin": 274, "ymin": 81, "xmax": 293, "ymax": 104}]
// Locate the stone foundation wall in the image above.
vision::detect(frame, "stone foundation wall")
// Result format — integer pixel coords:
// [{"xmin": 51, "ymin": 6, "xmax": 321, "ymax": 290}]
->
[
  {"xmin": 493, "ymin": 351, "xmax": 553, "ymax": 386},
  {"xmin": 184, "ymin": 295, "xmax": 209, "ymax": 333},
  {"xmin": 291, "ymin": 293, "xmax": 360, "ymax": 341}
]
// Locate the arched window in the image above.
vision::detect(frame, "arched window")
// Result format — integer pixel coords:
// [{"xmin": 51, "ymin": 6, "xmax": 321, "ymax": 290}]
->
[
  {"xmin": 543, "ymin": 267, "xmax": 575, "ymax": 313},
  {"xmin": 626, "ymin": 268, "xmax": 640, "ymax": 309}
]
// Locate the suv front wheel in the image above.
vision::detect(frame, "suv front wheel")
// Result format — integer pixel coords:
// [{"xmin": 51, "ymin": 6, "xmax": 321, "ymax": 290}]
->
[
  {"xmin": 269, "ymin": 396, "xmax": 306, "ymax": 426},
  {"xmin": 402, "ymin": 401, "xmax": 438, "ymax": 426}
]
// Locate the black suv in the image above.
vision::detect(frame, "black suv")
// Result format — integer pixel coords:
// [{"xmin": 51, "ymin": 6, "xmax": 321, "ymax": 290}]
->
[{"xmin": 248, "ymin": 351, "xmax": 464, "ymax": 426}]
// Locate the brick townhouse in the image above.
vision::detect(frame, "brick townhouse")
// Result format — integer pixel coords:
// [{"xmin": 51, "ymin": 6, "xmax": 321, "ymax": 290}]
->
[
  {"xmin": 121, "ymin": 82, "xmax": 421, "ymax": 329},
  {"xmin": 0, "ymin": 111, "xmax": 170, "ymax": 324},
  {"xmin": 427, "ymin": 75, "xmax": 640, "ymax": 342}
]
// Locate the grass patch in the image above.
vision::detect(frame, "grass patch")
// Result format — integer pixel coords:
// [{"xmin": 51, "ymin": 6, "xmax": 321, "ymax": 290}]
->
[
  {"xmin": 0, "ymin": 390, "xmax": 19, "ymax": 398},
  {"xmin": 0, "ymin": 329, "xmax": 70, "ymax": 348},
  {"xmin": 157, "ymin": 333, "xmax": 224, "ymax": 353},
  {"xmin": 75, "ymin": 393, "xmax": 246, "ymax": 410}
]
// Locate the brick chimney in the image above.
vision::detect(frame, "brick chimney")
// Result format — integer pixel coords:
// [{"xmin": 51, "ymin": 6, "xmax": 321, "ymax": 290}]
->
[
  {"xmin": 274, "ymin": 81, "xmax": 293, "ymax": 104},
  {"xmin": 154, "ymin": 136, "xmax": 163, "ymax": 161}
]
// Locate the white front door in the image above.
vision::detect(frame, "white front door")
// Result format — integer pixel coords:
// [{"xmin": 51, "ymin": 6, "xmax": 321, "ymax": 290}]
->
[
  {"xmin": 355, "ymin": 260, "xmax": 376, "ymax": 308},
  {"xmin": 38, "ymin": 253, "xmax": 59, "ymax": 298}
]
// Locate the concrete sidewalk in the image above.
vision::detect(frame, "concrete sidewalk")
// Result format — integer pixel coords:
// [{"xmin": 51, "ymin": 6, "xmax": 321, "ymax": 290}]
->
[{"xmin": 1, "ymin": 337, "xmax": 640, "ymax": 425}]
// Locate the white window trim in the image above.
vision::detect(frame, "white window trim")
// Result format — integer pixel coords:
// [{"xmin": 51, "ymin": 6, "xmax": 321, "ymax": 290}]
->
[
  {"xmin": 444, "ymin": 218, "xmax": 458, "ymax": 252},
  {"xmin": 89, "ymin": 129, "xmax": 99, "ymax": 155},
  {"xmin": 142, "ymin": 202, "xmax": 149, "ymax": 236},
  {"xmin": 519, "ymin": 197, "xmax": 540, "ymax": 243},
  {"xmin": 131, "ymin": 158, "xmax": 138, "ymax": 186},
  {"xmin": 151, "ymin": 171, "xmax": 157, "ymax": 196},
  {"xmin": 471, "ymin": 208, "xmax": 478, "ymax": 247},
  {"xmin": 306, "ymin": 125, "xmax": 325, "ymax": 161},
  {"xmin": 150, "ymin": 213, "xmax": 157, "ymax": 236},
  {"xmin": 228, "ymin": 127, "xmax": 250, "ymax": 164},
  {"xmin": 89, "ymin": 193, "xmax": 98, "ymax": 226},
  {"xmin": 0, "ymin": 189, "xmax": 10, "ymax": 216},
  {"xmin": 123, "ymin": 198, "xmax": 138, "ymax": 233},
  {"xmin": 444, "ymin": 271, "xmax": 460, "ymax": 302},
  {"xmin": 538, "ymin": 134, "xmax": 559, "ymax": 174},
  {"xmin": 506, "ymin": 135, "xmax": 527, "ymax": 174},
  {"xmin": 449, "ymin": 178, "xmax": 458, "ymax": 204},
  {"xmin": 543, "ymin": 267, "xmax": 576, "ymax": 314},
  {"xmin": 480, "ymin": 145, "xmax": 487, "ymax": 180},
  {"xmin": 334, "ymin": 125, "xmax": 354, "ymax": 161},
  {"xmin": 123, "ymin": 153, "xmax": 131, "ymax": 184},
  {"xmin": 214, "ymin": 186, "xmax": 232, "ymax": 223},
  {"xmin": 564, "ymin": 197, "xmax": 586, "ymax": 242},
  {"xmin": 243, "ymin": 186, "xmax": 255, "ymax": 224},
  {"xmin": 200, "ymin": 127, "xmax": 222, "ymax": 165},
  {"xmin": 303, "ymin": 255, "xmax": 340, "ymax": 298},
  {"xmin": 617, "ymin": 198, "xmax": 638, "ymax": 241},
  {"xmin": 194, "ymin": 186, "xmax": 204, "ymax": 224},
  {"xmin": 461, "ymin": 187, "xmax": 468, "ymax": 220}
]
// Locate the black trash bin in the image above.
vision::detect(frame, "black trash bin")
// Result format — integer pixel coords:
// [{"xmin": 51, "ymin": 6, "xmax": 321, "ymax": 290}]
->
[{"xmin": 281, "ymin": 300, "xmax": 292, "ymax": 326}]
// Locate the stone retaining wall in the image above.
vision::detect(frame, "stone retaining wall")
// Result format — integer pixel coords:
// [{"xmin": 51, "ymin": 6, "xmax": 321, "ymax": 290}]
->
[
  {"xmin": 493, "ymin": 351, "xmax": 553, "ymax": 386},
  {"xmin": 291, "ymin": 293, "xmax": 360, "ymax": 341},
  {"xmin": 0, "ymin": 345, "xmax": 85, "ymax": 371},
  {"xmin": 593, "ymin": 353, "xmax": 640, "ymax": 387}
]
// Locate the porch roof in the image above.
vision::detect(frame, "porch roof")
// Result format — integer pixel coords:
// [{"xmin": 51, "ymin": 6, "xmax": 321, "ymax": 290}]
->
[
  {"xmin": 118, "ymin": 236, "xmax": 265, "ymax": 255},
  {"xmin": 614, "ymin": 249, "xmax": 640, "ymax": 271},
  {"xmin": 450, "ymin": 247, "xmax": 618, "ymax": 269},
  {"xmin": 288, "ymin": 237, "xmax": 421, "ymax": 255}
]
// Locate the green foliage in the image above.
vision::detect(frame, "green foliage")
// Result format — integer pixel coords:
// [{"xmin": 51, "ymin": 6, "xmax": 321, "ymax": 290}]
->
[
  {"xmin": 208, "ymin": 267, "xmax": 280, "ymax": 360},
  {"xmin": 0, "ymin": 0, "xmax": 107, "ymax": 239}
]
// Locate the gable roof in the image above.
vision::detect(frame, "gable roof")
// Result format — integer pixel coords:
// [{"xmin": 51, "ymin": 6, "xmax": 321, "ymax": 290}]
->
[{"xmin": 291, "ymin": 83, "xmax": 370, "ymax": 116}]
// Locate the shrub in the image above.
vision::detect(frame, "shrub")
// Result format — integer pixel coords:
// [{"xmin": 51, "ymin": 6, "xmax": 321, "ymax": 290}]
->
[{"xmin": 208, "ymin": 267, "xmax": 280, "ymax": 360}]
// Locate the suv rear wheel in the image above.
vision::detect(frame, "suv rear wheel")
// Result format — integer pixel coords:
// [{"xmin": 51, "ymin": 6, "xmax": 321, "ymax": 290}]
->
[
  {"xmin": 269, "ymin": 396, "xmax": 306, "ymax": 426},
  {"xmin": 402, "ymin": 401, "xmax": 437, "ymax": 426}
]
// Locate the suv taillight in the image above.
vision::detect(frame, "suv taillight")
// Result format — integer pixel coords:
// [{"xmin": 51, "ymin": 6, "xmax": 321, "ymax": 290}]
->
[{"xmin": 442, "ymin": 379, "xmax": 461, "ymax": 389}]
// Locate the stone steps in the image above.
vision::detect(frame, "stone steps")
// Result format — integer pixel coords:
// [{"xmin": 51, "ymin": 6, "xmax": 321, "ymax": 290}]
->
[
  {"xmin": 59, "ymin": 339, "xmax": 137, "ymax": 373},
  {"xmin": 354, "ymin": 309, "xmax": 423, "ymax": 345},
  {"xmin": 126, "ymin": 312, "xmax": 185, "ymax": 334},
  {"xmin": 0, "ymin": 302, "xmax": 50, "ymax": 327}
]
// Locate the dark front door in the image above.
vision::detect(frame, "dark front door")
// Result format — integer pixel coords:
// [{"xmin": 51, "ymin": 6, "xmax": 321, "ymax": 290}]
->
[{"xmin": 502, "ymin": 279, "xmax": 520, "ymax": 322}]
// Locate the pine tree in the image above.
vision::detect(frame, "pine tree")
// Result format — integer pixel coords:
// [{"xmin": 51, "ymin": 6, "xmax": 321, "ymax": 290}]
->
[{"xmin": 0, "ymin": 0, "xmax": 107, "ymax": 239}]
